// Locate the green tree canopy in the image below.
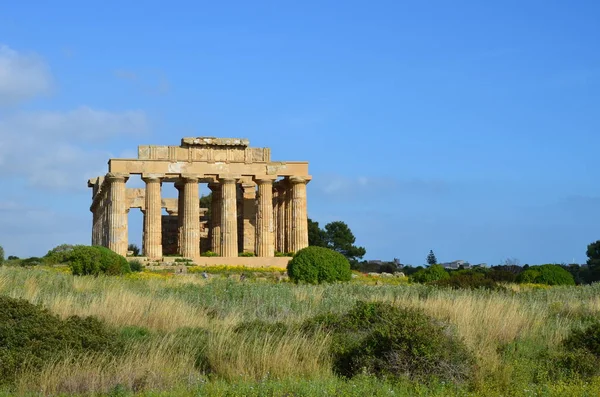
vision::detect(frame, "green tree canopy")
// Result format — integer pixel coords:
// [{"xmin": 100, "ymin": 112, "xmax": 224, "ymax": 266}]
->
[
  {"xmin": 308, "ymin": 218, "xmax": 327, "ymax": 247},
  {"xmin": 410, "ymin": 264, "xmax": 449, "ymax": 283},
  {"xmin": 587, "ymin": 240, "xmax": 600, "ymax": 282},
  {"xmin": 426, "ymin": 250, "xmax": 437, "ymax": 265},
  {"xmin": 307, "ymin": 219, "xmax": 366, "ymax": 261},
  {"xmin": 324, "ymin": 221, "xmax": 366, "ymax": 261}
]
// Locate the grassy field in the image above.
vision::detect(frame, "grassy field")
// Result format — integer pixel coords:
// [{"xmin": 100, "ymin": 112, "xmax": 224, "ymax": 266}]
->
[{"xmin": 1, "ymin": 266, "xmax": 600, "ymax": 396}]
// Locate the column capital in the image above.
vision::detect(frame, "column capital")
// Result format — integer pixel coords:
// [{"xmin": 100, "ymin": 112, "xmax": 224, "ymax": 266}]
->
[
  {"xmin": 106, "ymin": 172, "xmax": 129, "ymax": 183},
  {"xmin": 142, "ymin": 173, "xmax": 164, "ymax": 182},
  {"xmin": 181, "ymin": 174, "xmax": 200, "ymax": 183},
  {"xmin": 219, "ymin": 177, "xmax": 238, "ymax": 184},
  {"xmin": 255, "ymin": 178, "xmax": 274, "ymax": 186},
  {"xmin": 288, "ymin": 176, "xmax": 311, "ymax": 184}
]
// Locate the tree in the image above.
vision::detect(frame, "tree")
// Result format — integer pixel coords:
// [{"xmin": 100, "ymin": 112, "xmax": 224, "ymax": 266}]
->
[
  {"xmin": 323, "ymin": 221, "xmax": 366, "ymax": 261},
  {"xmin": 0, "ymin": 245, "xmax": 4, "ymax": 264},
  {"xmin": 426, "ymin": 250, "xmax": 437, "ymax": 266},
  {"xmin": 127, "ymin": 244, "xmax": 140, "ymax": 257},
  {"xmin": 587, "ymin": 240, "xmax": 600, "ymax": 282},
  {"xmin": 200, "ymin": 192, "xmax": 212, "ymax": 220},
  {"xmin": 410, "ymin": 264, "xmax": 449, "ymax": 283},
  {"xmin": 308, "ymin": 218, "xmax": 327, "ymax": 247}
]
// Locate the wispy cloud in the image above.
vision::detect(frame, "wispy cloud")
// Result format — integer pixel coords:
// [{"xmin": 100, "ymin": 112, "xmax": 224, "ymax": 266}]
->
[
  {"xmin": 114, "ymin": 69, "xmax": 170, "ymax": 96},
  {"xmin": 0, "ymin": 106, "xmax": 149, "ymax": 190},
  {"xmin": 0, "ymin": 44, "xmax": 53, "ymax": 106}
]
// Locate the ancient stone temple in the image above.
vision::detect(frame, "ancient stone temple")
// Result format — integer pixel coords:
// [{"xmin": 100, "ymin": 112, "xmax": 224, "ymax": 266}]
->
[{"xmin": 87, "ymin": 137, "xmax": 310, "ymax": 265}]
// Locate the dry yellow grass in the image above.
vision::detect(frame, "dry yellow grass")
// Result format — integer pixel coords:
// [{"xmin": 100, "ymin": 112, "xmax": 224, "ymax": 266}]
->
[{"xmin": 1, "ymin": 267, "xmax": 598, "ymax": 395}]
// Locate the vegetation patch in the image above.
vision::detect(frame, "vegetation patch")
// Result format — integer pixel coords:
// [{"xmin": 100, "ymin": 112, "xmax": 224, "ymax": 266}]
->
[
  {"xmin": 0, "ymin": 296, "xmax": 121, "ymax": 386},
  {"xmin": 302, "ymin": 301, "xmax": 474, "ymax": 384},
  {"xmin": 287, "ymin": 246, "xmax": 352, "ymax": 284},
  {"xmin": 68, "ymin": 245, "xmax": 131, "ymax": 276},
  {"xmin": 431, "ymin": 272, "xmax": 505, "ymax": 291}
]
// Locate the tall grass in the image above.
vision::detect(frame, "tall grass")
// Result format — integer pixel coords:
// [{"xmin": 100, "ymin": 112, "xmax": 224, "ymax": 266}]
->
[{"xmin": 1, "ymin": 266, "xmax": 599, "ymax": 395}]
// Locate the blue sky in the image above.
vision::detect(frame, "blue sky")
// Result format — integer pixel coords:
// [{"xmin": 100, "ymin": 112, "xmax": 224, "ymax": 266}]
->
[{"xmin": 0, "ymin": 1, "xmax": 599, "ymax": 265}]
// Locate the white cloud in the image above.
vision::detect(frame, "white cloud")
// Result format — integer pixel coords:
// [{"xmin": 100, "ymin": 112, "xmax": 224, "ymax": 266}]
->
[
  {"xmin": 0, "ymin": 44, "xmax": 53, "ymax": 106},
  {"xmin": 0, "ymin": 107, "xmax": 149, "ymax": 190}
]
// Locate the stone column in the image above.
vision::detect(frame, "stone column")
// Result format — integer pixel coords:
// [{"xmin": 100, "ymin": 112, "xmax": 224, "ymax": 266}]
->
[
  {"xmin": 181, "ymin": 176, "xmax": 200, "ymax": 258},
  {"xmin": 220, "ymin": 177, "xmax": 238, "ymax": 257},
  {"xmin": 255, "ymin": 179, "xmax": 274, "ymax": 257},
  {"xmin": 290, "ymin": 177, "xmax": 309, "ymax": 252},
  {"xmin": 91, "ymin": 206, "xmax": 98, "ymax": 246},
  {"xmin": 208, "ymin": 183, "xmax": 222, "ymax": 255},
  {"xmin": 272, "ymin": 187, "xmax": 279, "ymax": 253},
  {"xmin": 284, "ymin": 179, "xmax": 293, "ymax": 254},
  {"xmin": 175, "ymin": 180, "xmax": 185, "ymax": 255},
  {"xmin": 142, "ymin": 175, "xmax": 163, "ymax": 259},
  {"xmin": 107, "ymin": 173, "xmax": 129, "ymax": 256},
  {"xmin": 276, "ymin": 183, "xmax": 286, "ymax": 253},
  {"xmin": 241, "ymin": 182, "xmax": 256, "ymax": 254}
]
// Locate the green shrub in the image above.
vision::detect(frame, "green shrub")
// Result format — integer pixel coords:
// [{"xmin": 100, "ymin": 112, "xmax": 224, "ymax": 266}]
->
[
  {"xmin": 517, "ymin": 265, "xmax": 575, "ymax": 286},
  {"xmin": 238, "ymin": 252, "xmax": 256, "ymax": 257},
  {"xmin": 233, "ymin": 319, "xmax": 288, "ymax": 336},
  {"xmin": 535, "ymin": 264, "xmax": 576, "ymax": 286},
  {"xmin": 564, "ymin": 322, "xmax": 600, "ymax": 357},
  {"xmin": 431, "ymin": 273, "xmax": 504, "ymax": 291},
  {"xmin": 0, "ymin": 296, "xmax": 121, "ymax": 386},
  {"xmin": 487, "ymin": 269, "xmax": 518, "ymax": 282},
  {"xmin": 517, "ymin": 269, "xmax": 540, "ymax": 283},
  {"xmin": 68, "ymin": 245, "xmax": 130, "ymax": 276},
  {"xmin": 19, "ymin": 257, "xmax": 43, "ymax": 266},
  {"xmin": 0, "ymin": 245, "xmax": 4, "ymax": 264},
  {"xmin": 201, "ymin": 250, "xmax": 218, "ymax": 257},
  {"xmin": 410, "ymin": 264, "xmax": 450, "ymax": 283},
  {"xmin": 550, "ymin": 322, "xmax": 600, "ymax": 379},
  {"xmin": 44, "ymin": 244, "xmax": 75, "ymax": 264},
  {"xmin": 287, "ymin": 246, "xmax": 351, "ymax": 284},
  {"xmin": 302, "ymin": 301, "xmax": 474, "ymax": 383},
  {"xmin": 129, "ymin": 259, "xmax": 144, "ymax": 272}
]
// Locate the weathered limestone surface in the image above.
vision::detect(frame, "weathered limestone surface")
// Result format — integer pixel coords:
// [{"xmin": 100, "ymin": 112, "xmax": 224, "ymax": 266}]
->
[
  {"xmin": 275, "ymin": 183, "xmax": 287, "ymax": 253},
  {"xmin": 241, "ymin": 182, "xmax": 256, "ymax": 254},
  {"xmin": 88, "ymin": 137, "xmax": 311, "ymax": 261},
  {"xmin": 256, "ymin": 179, "xmax": 275, "ymax": 257},
  {"xmin": 220, "ymin": 177, "xmax": 238, "ymax": 257},
  {"xmin": 272, "ymin": 187, "xmax": 279, "ymax": 253},
  {"xmin": 208, "ymin": 183, "xmax": 222, "ymax": 255},
  {"xmin": 107, "ymin": 173, "xmax": 129, "ymax": 256},
  {"xmin": 142, "ymin": 175, "xmax": 163, "ymax": 258},
  {"xmin": 181, "ymin": 176, "xmax": 200, "ymax": 258},
  {"xmin": 284, "ymin": 180, "xmax": 293, "ymax": 254},
  {"xmin": 290, "ymin": 177, "xmax": 309, "ymax": 252}
]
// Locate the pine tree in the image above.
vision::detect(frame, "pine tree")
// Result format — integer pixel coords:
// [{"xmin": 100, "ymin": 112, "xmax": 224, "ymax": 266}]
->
[{"xmin": 426, "ymin": 250, "xmax": 437, "ymax": 266}]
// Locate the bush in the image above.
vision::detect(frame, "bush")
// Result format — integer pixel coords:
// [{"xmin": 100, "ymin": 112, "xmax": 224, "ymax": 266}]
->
[
  {"xmin": 517, "ymin": 265, "xmax": 575, "ymax": 286},
  {"xmin": 550, "ymin": 322, "xmax": 600, "ymax": 379},
  {"xmin": 238, "ymin": 251, "xmax": 255, "ymax": 257},
  {"xmin": 68, "ymin": 245, "xmax": 131, "ymax": 276},
  {"xmin": 19, "ymin": 257, "xmax": 43, "ymax": 266},
  {"xmin": 287, "ymin": 246, "xmax": 352, "ymax": 284},
  {"xmin": 302, "ymin": 301, "xmax": 474, "ymax": 383},
  {"xmin": 410, "ymin": 264, "xmax": 450, "ymax": 283},
  {"xmin": 431, "ymin": 273, "xmax": 504, "ymax": 291},
  {"xmin": 233, "ymin": 319, "xmax": 288, "ymax": 337},
  {"xmin": 44, "ymin": 244, "xmax": 75, "ymax": 264},
  {"xmin": 0, "ymin": 245, "xmax": 4, "ymax": 264},
  {"xmin": 129, "ymin": 259, "xmax": 144, "ymax": 272},
  {"xmin": 0, "ymin": 296, "xmax": 121, "ymax": 386},
  {"xmin": 487, "ymin": 269, "xmax": 518, "ymax": 282},
  {"xmin": 201, "ymin": 250, "xmax": 218, "ymax": 257},
  {"xmin": 517, "ymin": 269, "xmax": 540, "ymax": 283}
]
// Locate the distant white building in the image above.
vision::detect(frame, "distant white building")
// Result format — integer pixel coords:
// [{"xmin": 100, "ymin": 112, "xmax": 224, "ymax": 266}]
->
[{"xmin": 441, "ymin": 260, "xmax": 471, "ymax": 270}]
